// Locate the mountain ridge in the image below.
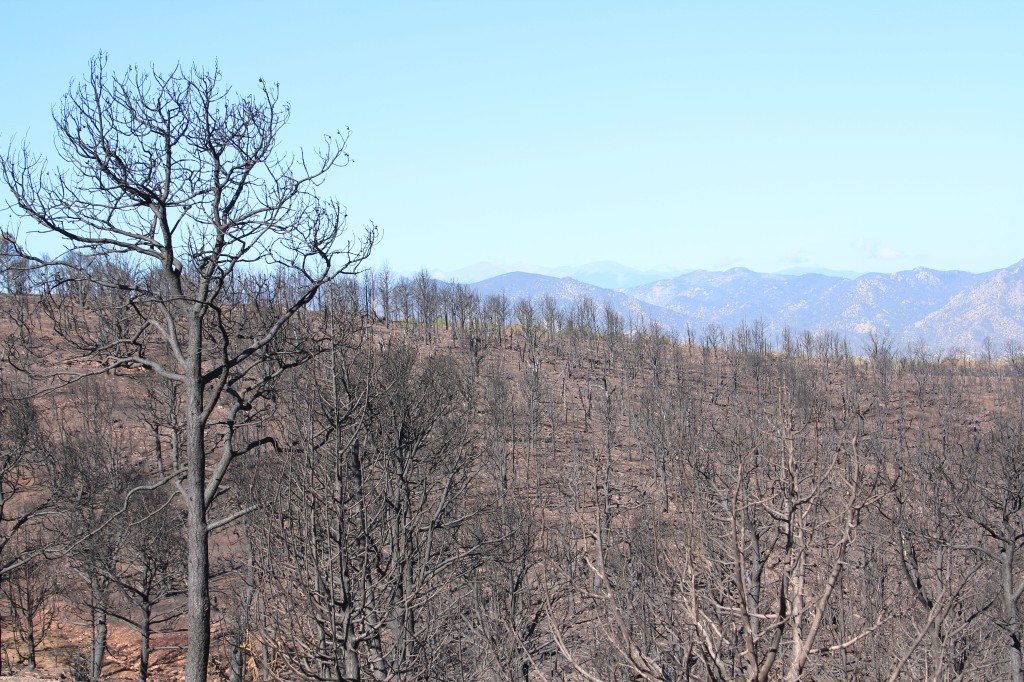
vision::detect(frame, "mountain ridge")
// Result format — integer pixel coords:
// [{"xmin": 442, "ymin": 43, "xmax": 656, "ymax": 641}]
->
[{"xmin": 466, "ymin": 261, "xmax": 1024, "ymax": 355}]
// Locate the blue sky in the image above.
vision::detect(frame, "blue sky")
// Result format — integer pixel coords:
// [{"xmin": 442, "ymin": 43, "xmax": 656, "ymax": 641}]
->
[{"xmin": 2, "ymin": 2, "xmax": 1021, "ymax": 278}]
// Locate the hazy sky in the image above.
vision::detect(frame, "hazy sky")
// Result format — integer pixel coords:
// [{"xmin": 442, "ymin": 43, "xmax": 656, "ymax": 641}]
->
[{"xmin": 2, "ymin": 2, "xmax": 1020, "ymax": 277}]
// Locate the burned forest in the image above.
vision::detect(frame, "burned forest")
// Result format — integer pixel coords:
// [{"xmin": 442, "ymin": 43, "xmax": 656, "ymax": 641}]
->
[
  {"xmin": 1, "ymin": 56, "xmax": 1023, "ymax": 682},
  {"xmin": 2, "ymin": 274, "xmax": 1024, "ymax": 681}
]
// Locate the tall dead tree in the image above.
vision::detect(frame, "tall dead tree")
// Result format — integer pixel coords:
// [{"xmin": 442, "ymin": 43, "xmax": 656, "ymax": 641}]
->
[{"xmin": 0, "ymin": 54, "xmax": 375, "ymax": 681}]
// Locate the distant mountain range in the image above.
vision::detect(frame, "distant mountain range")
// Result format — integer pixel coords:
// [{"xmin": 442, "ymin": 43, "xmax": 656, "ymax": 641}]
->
[
  {"xmin": 467, "ymin": 260, "xmax": 1024, "ymax": 356},
  {"xmin": 432, "ymin": 261, "xmax": 689, "ymax": 290},
  {"xmin": 432, "ymin": 261, "xmax": 865, "ymax": 289}
]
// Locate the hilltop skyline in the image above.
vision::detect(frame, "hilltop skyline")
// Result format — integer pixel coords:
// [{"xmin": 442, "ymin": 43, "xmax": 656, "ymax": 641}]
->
[
  {"xmin": 422, "ymin": 257, "xmax": 1014, "ymax": 290},
  {"xmin": 464, "ymin": 258, "xmax": 1024, "ymax": 355}
]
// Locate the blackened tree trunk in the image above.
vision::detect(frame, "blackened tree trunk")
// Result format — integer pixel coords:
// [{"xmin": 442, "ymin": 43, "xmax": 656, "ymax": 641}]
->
[{"xmin": 89, "ymin": 576, "xmax": 110, "ymax": 681}]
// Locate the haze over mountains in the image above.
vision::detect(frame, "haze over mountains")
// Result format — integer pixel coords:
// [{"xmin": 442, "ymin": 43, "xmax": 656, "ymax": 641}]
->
[
  {"xmin": 467, "ymin": 260, "xmax": 1024, "ymax": 356},
  {"xmin": 432, "ymin": 261, "xmax": 693, "ymax": 290}
]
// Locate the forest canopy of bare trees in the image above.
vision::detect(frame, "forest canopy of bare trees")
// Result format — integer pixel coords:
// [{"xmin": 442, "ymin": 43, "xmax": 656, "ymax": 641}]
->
[
  {"xmin": 2, "ymin": 261, "xmax": 1024, "ymax": 681},
  {"xmin": 2, "ymin": 58, "xmax": 1024, "ymax": 682}
]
